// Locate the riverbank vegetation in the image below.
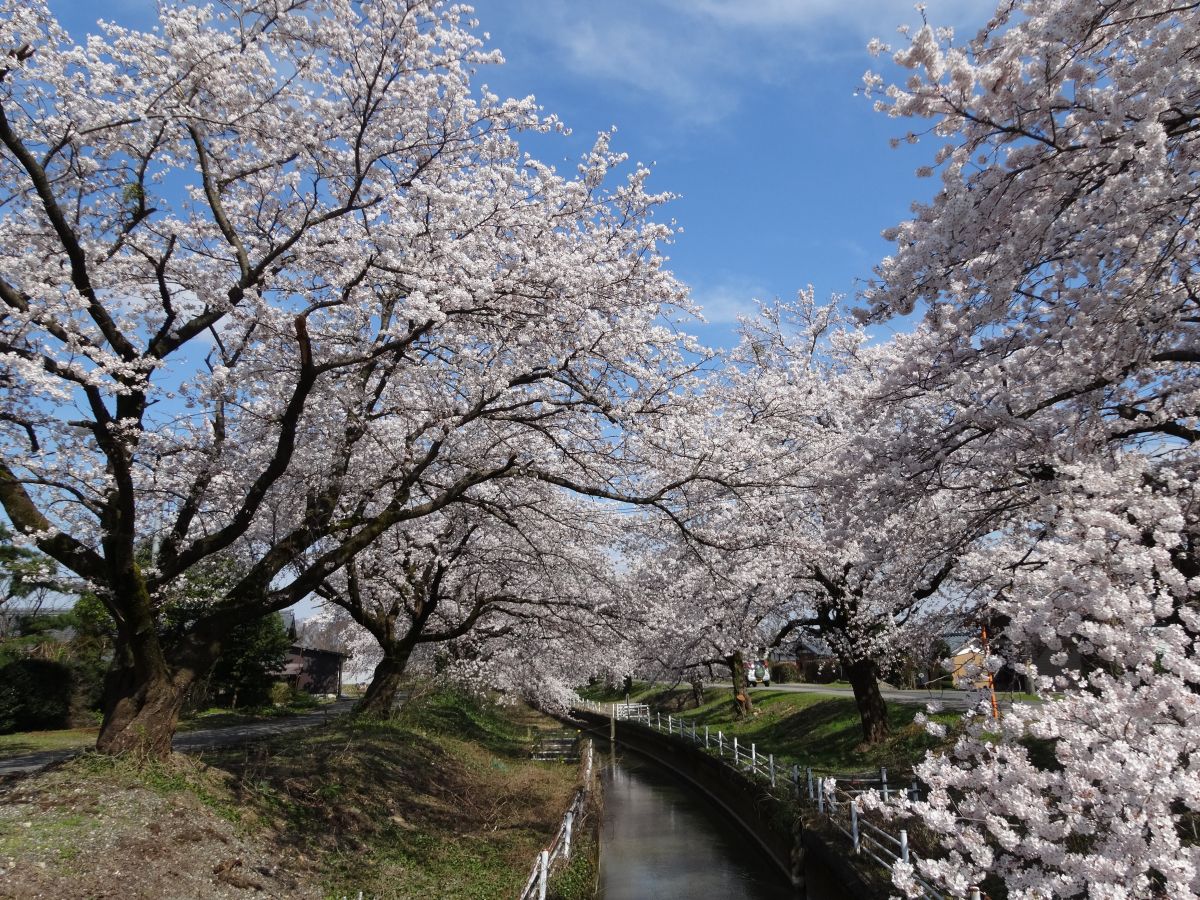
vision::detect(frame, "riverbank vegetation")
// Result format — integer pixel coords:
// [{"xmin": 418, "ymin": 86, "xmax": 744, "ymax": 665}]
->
[
  {"xmin": 0, "ymin": 689, "xmax": 578, "ymax": 899},
  {"xmin": 629, "ymin": 686, "xmax": 961, "ymax": 776}
]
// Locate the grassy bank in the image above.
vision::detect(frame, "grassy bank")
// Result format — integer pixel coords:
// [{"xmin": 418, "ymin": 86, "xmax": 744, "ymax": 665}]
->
[
  {"xmin": 0, "ymin": 688, "xmax": 580, "ymax": 899},
  {"xmin": 0, "ymin": 725, "xmax": 100, "ymax": 758},
  {"xmin": 637, "ymin": 686, "xmax": 961, "ymax": 776}
]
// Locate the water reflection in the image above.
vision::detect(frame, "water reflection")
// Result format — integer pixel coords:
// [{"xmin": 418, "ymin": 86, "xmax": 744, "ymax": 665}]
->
[{"xmin": 598, "ymin": 747, "xmax": 796, "ymax": 900}]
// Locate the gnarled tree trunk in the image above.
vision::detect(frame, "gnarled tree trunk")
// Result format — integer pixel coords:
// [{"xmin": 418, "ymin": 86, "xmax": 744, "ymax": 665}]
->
[
  {"xmin": 97, "ymin": 629, "xmax": 211, "ymax": 758},
  {"xmin": 354, "ymin": 649, "xmax": 412, "ymax": 718},
  {"xmin": 846, "ymin": 656, "xmax": 889, "ymax": 745},
  {"xmin": 98, "ymin": 664, "xmax": 190, "ymax": 757}
]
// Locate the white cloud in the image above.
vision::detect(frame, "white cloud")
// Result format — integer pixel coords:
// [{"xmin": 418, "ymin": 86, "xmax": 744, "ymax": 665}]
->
[
  {"xmin": 691, "ymin": 276, "xmax": 769, "ymax": 325},
  {"xmin": 483, "ymin": 0, "xmax": 990, "ymax": 126}
]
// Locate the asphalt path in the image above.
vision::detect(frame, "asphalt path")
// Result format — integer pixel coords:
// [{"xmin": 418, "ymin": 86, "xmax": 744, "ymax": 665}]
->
[
  {"xmin": 0, "ymin": 698, "xmax": 356, "ymax": 778},
  {"xmin": 706, "ymin": 681, "xmax": 1003, "ymax": 712}
]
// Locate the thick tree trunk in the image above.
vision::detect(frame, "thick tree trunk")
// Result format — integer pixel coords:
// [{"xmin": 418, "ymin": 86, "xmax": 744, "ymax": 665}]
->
[
  {"xmin": 96, "ymin": 598, "xmax": 222, "ymax": 758},
  {"xmin": 846, "ymin": 657, "xmax": 890, "ymax": 745},
  {"xmin": 95, "ymin": 584, "xmax": 207, "ymax": 758},
  {"xmin": 726, "ymin": 651, "xmax": 753, "ymax": 718},
  {"xmin": 97, "ymin": 666, "xmax": 189, "ymax": 757},
  {"xmin": 690, "ymin": 675, "xmax": 705, "ymax": 708},
  {"xmin": 354, "ymin": 651, "xmax": 411, "ymax": 718},
  {"xmin": 97, "ymin": 631, "xmax": 199, "ymax": 758}
]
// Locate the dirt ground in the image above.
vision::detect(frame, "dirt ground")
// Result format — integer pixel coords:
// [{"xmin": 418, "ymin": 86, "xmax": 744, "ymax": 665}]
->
[
  {"xmin": 0, "ymin": 691, "xmax": 580, "ymax": 899},
  {"xmin": 0, "ymin": 754, "xmax": 318, "ymax": 899}
]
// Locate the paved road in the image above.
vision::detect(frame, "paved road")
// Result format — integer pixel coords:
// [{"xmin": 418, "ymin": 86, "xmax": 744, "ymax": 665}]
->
[
  {"xmin": 0, "ymin": 699, "xmax": 356, "ymax": 778},
  {"xmin": 706, "ymin": 681, "xmax": 1006, "ymax": 711}
]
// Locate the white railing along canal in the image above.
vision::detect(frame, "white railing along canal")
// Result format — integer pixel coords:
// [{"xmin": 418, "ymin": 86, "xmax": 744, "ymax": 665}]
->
[
  {"xmin": 518, "ymin": 740, "xmax": 594, "ymax": 900},
  {"xmin": 573, "ymin": 697, "xmax": 954, "ymax": 899}
]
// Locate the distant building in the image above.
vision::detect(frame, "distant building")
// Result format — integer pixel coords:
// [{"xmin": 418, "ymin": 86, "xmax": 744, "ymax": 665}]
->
[
  {"xmin": 280, "ymin": 645, "xmax": 348, "ymax": 696},
  {"xmin": 948, "ymin": 637, "xmax": 990, "ymax": 688},
  {"xmin": 769, "ymin": 636, "xmax": 842, "ymax": 683}
]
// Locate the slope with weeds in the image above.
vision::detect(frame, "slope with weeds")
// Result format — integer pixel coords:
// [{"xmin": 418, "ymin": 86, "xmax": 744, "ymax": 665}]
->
[
  {"xmin": 0, "ymin": 688, "xmax": 578, "ymax": 899},
  {"xmin": 643, "ymin": 686, "xmax": 961, "ymax": 776}
]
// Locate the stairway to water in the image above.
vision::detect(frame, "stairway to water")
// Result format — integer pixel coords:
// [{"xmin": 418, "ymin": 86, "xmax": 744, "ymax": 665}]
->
[{"xmin": 530, "ymin": 729, "xmax": 581, "ymax": 763}]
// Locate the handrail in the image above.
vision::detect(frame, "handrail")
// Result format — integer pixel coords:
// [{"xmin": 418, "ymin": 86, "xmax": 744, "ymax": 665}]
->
[{"xmin": 517, "ymin": 740, "xmax": 594, "ymax": 900}]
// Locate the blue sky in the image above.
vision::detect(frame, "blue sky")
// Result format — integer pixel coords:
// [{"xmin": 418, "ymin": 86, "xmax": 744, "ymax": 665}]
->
[
  {"xmin": 52, "ymin": 0, "xmax": 991, "ymax": 347},
  {"xmin": 464, "ymin": 0, "xmax": 993, "ymax": 346}
]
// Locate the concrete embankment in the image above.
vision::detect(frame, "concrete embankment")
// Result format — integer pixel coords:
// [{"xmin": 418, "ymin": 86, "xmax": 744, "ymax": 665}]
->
[{"xmin": 571, "ymin": 707, "xmax": 884, "ymax": 900}]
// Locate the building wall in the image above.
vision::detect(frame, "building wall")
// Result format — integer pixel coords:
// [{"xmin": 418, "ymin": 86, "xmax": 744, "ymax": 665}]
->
[{"xmin": 285, "ymin": 647, "xmax": 344, "ymax": 695}]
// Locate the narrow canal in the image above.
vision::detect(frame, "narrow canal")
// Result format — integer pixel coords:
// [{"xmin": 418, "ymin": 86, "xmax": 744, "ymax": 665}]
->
[{"xmin": 597, "ymin": 745, "xmax": 795, "ymax": 899}]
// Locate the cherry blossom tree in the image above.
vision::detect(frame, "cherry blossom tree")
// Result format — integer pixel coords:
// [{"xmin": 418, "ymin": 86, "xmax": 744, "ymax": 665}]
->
[
  {"xmin": 857, "ymin": 1, "xmax": 1200, "ymax": 894},
  {"xmin": 717, "ymin": 297, "xmax": 1005, "ymax": 742},
  {"xmin": 0, "ymin": 0, "xmax": 695, "ymax": 756},
  {"xmin": 611, "ymin": 296, "xmax": 996, "ymax": 738},
  {"xmin": 311, "ymin": 483, "xmax": 624, "ymax": 717},
  {"xmin": 622, "ymin": 531, "xmax": 773, "ymax": 716}
]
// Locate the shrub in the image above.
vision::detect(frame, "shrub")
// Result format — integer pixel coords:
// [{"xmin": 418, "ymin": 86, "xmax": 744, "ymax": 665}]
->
[
  {"xmin": 0, "ymin": 658, "xmax": 74, "ymax": 733},
  {"xmin": 797, "ymin": 659, "xmax": 842, "ymax": 683},
  {"xmin": 208, "ymin": 612, "xmax": 292, "ymax": 708},
  {"xmin": 269, "ymin": 681, "xmax": 292, "ymax": 706},
  {"xmin": 770, "ymin": 661, "xmax": 800, "ymax": 684}
]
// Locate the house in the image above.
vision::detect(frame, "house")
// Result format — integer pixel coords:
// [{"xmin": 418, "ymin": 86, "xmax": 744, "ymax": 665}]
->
[
  {"xmin": 948, "ymin": 637, "xmax": 990, "ymax": 688},
  {"xmin": 280, "ymin": 644, "xmax": 348, "ymax": 696},
  {"xmin": 769, "ymin": 636, "xmax": 841, "ymax": 683}
]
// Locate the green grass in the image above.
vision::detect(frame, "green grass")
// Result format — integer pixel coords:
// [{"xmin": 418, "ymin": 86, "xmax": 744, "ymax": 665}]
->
[
  {"xmin": 576, "ymin": 680, "xmax": 652, "ymax": 702},
  {"xmin": 176, "ymin": 696, "xmax": 324, "ymax": 732},
  {"xmin": 651, "ymin": 687, "xmax": 961, "ymax": 776},
  {"xmin": 0, "ymin": 725, "xmax": 98, "ymax": 758},
  {"xmin": 548, "ymin": 832, "xmax": 597, "ymax": 900},
  {"xmin": 202, "ymin": 687, "xmax": 580, "ymax": 899}
]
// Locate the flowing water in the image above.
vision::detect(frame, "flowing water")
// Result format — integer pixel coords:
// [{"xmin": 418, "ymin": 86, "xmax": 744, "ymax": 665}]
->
[{"xmin": 597, "ymin": 745, "xmax": 797, "ymax": 899}]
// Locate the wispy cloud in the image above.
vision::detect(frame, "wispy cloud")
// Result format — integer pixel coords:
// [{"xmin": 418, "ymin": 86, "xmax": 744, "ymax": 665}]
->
[
  {"xmin": 483, "ymin": 0, "xmax": 988, "ymax": 126},
  {"xmin": 691, "ymin": 276, "xmax": 770, "ymax": 325},
  {"xmin": 551, "ymin": 9, "xmax": 740, "ymax": 124},
  {"xmin": 666, "ymin": 0, "xmax": 949, "ymax": 31}
]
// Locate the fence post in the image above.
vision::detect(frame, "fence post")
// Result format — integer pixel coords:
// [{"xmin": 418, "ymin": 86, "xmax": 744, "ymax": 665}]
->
[
  {"xmin": 792, "ymin": 763, "xmax": 800, "ymax": 799},
  {"xmin": 718, "ymin": 731, "xmax": 725, "ymax": 757},
  {"xmin": 733, "ymin": 736, "xmax": 739, "ymax": 764},
  {"xmin": 910, "ymin": 780, "xmax": 920, "ymax": 802},
  {"xmin": 657, "ymin": 711, "xmax": 661, "ymax": 730},
  {"xmin": 705, "ymin": 725, "xmax": 710, "ymax": 749},
  {"xmin": 564, "ymin": 810, "xmax": 574, "ymax": 858},
  {"xmin": 538, "ymin": 849, "xmax": 548, "ymax": 900},
  {"xmin": 851, "ymin": 800, "xmax": 860, "ymax": 854},
  {"xmin": 751, "ymin": 742, "xmax": 757, "ymax": 773},
  {"xmin": 668, "ymin": 714, "xmax": 673, "ymax": 734},
  {"xmin": 969, "ymin": 889, "xmax": 981, "ymax": 900},
  {"xmin": 807, "ymin": 767, "xmax": 814, "ymax": 800},
  {"xmin": 769, "ymin": 753, "xmax": 776, "ymax": 787},
  {"xmin": 880, "ymin": 766, "xmax": 889, "ymax": 801},
  {"xmin": 899, "ymin": 829, "xmax": 908, "ymax": 863},
  {"xmin": 817, "ymin": 779, "xmax": 824, "ymax": 814}
]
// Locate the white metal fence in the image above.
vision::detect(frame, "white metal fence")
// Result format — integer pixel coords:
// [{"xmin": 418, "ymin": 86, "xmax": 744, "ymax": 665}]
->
[
  {"xmin": 518, "ymin": 740, "xmax": 594, "ymax": 900},
  {"xmin": 573, "ymin": 698, "xmax": 960, "ymax": 899},
  {"xmin": 613, "ymin": 702, "xmax": 650, "ymax": 721}
]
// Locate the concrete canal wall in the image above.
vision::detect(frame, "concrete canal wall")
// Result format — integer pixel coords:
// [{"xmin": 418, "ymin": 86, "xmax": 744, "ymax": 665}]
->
[{"xmin": 570, "ymin": 708, "xmax": 884, "ymax": 900}]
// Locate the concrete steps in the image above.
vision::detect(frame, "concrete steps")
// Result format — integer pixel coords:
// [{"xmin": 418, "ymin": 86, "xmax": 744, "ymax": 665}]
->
[{"xmin": 530, "ymin": 730, "xmax": 580, "ymax": 763}]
